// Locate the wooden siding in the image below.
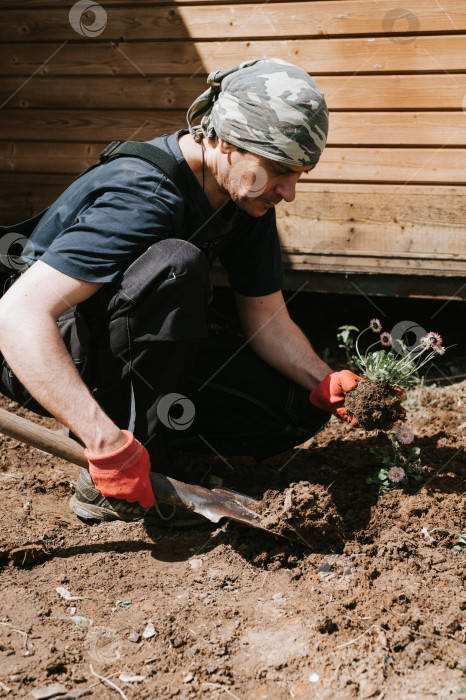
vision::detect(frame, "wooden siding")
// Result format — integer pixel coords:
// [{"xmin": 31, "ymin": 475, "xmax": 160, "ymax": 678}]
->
[{"xmin": 1, "ymin": 0, "xmax": 466, "ymax": 290}]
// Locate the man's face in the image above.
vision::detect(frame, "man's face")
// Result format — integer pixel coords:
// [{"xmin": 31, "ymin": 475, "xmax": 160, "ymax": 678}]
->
[{"xmin": 218, "ymin": 143, "xmax": 314, "ymax": 217}]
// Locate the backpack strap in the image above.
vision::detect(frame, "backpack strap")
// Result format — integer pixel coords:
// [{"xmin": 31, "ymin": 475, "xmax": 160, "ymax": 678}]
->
[{"xmin": 98, "ymin": 139, "xmax": 190, "ymax": 200}]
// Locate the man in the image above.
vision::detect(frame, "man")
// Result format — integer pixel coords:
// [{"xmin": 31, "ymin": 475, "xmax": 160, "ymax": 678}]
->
[{"xmin": 0, "ymin": 58, "xmax": 360, "ymax": 526}]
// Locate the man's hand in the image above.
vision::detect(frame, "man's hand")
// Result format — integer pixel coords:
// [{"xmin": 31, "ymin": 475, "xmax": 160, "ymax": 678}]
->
[
  {"xmin": 85, "ymin": 430, "xmax": 155, "ymax": 508},
  {"xmin": 310, "ymin": 370, "xmax": 362, "ymax": 427}
]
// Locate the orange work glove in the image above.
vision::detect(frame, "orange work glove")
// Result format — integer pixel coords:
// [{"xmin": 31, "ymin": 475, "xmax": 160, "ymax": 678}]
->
[
  {"xmin": 85, "ymin": 430, "xmax": 155, "ymax": 508},
  {"xmin": 310, "ymin": 370, "xmax": 363, "ymax": 427}
]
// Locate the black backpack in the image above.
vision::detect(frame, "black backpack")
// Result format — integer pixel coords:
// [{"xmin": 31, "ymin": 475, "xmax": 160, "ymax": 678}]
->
[{"xmin": 0, "ymin": 139, "xmax": 190, "ymax": 284}]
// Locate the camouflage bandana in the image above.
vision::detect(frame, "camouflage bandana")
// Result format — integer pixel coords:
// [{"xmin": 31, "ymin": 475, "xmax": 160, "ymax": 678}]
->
[{"xmin": 187, "ymin": 58, "xmax": 328, "ymax": 167}]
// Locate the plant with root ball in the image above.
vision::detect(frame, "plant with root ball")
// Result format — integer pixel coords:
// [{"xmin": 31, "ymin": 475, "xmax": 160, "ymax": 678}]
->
[
  {"xmin": 339, "ymin": 320, "xmax": 448, "ymax": 430},
  {"xmin": 366, "ymin": 427, "xmax": 426, "ymax": 494}
]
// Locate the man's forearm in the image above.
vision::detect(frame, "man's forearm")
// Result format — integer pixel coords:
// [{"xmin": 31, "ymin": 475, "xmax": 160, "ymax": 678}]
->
[
  {"xmin": 0, "ymin": 311, "xmax": 124, "ymax": 454},
  {"xmin": 245, "ymin": 316, "xmax": 332, "ymax": 392}
]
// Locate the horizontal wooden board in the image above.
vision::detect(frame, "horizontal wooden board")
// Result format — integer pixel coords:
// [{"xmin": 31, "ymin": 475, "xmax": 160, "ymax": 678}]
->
[
  {"xmin": 1, "ymin": 142, "xmax": 465, "ymax": 183},
  {"xmin": 2, "ymin": 36, "xmax": 466, "ymax": 76},
  {"xmin": 281, "ymin": 252, "xmax": 466, "ymax": 275},
  {"xmin": 2, "ymin": 1, "xmax": 466, "ymax": 42},
  {"xmin": 1, "ymin": 109, "xmax": 465, "ymax": 146},
  {"xmin": 328, "ymin": 112, "xmax": 466, "ymax": 146},
  {"xmin": 316, "ymin": 147, "xmax": 466, "ymax": 183},
  {"xmin": 0, "ymin": 109, "xmax": 186, "ymax": 142},
  {"xmin": 3, "ymin": 74, "xmax": 466, "ymax": 111},
  {"xmin": 277, "ymin": 183, "xmax": 466, "ymax": 259},
  {"xmin": 0, "ymin": 75, "xmax": 205, "ymax": 111}
]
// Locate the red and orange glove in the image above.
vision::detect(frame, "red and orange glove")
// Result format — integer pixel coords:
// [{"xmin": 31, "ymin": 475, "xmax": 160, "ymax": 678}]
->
[
  {"xmin": 310, "ymin": 370, "xmax": 362, "ymax": 427},
  {"xmin": 85, "ymin": 430, "xmax": 155, "ymax": 508}
]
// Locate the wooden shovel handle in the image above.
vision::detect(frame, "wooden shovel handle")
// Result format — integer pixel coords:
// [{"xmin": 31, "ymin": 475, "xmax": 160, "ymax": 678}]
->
[{"xmin": 0, "ymin": 406, "xmax": 88, "ymax": 468}]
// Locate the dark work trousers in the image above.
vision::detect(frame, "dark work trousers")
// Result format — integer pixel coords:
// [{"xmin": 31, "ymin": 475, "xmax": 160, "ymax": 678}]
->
[{"xmin": 0, "ymin": 239, "xmax": 329, "ymax": 467}]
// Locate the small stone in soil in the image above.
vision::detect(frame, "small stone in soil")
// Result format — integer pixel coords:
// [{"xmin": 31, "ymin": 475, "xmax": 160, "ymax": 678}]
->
[
  {"xmin": 142, "ymin": 623, "xmax": 156, "ymax": 639},
  {"xmin": 30, "ymin": 683, "xmax": 68, "ymax": 699}
]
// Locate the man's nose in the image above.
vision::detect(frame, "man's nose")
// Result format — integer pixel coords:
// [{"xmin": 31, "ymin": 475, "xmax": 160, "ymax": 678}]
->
[{"xmin": 275, "ymin": 178, "xmax": 297, "ymax": 203}]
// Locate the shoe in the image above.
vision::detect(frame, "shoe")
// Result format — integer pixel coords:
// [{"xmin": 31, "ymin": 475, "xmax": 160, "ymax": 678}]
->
[{"xmin": 70, "ymin": 468, "xmax": 206, "ymax": 528}]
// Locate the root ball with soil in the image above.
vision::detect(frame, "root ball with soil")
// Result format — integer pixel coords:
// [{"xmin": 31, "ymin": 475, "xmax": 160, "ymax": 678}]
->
[{"xmin": 344, "ymin": 378, "xmax": 405, "ymax": 431}]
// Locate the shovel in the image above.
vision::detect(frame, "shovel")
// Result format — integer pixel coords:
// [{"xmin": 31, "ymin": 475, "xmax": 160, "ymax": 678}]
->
[{"xmin": 0, "ymin": 406, "xmax": 272, "ymax": 533}]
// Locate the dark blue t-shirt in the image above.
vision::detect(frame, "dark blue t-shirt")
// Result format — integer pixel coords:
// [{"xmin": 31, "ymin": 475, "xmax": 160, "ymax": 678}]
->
[{"xmin": 29, "ymin": 130, "xmax": 284, "ymax": 296}]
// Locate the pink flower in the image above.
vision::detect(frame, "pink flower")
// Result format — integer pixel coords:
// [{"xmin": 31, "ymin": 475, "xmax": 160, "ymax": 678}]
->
[
  {"xmin": 388, "ymin": 466, "xmax": 406, "ymax": 483},
  {"xmin": 420, "ymin": 332, "xmax": 443, "ymax": 350},
  {"xmin": 433, "ymin": 344, "xmax": 445, "ymax": 356},
  {"xmin": 369, "ymin": 318, "xmax": 382, "ymax": 333},
  {"xmin": 396, "ymin": 427, "xmax": 414, "ymax": 444},
  {"xmin": 419, "ymin": 335, "xmax": 431, "ymax": 350},
  {"xmin": 380, "ymin": 332, "xmax": 392, "ymax": 347},
  {"xmin": 426, "ymin": 331, "xmax": 443, "ymax": 347}
]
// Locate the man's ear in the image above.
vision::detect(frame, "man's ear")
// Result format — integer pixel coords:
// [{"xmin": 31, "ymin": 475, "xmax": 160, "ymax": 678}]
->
[{"xmin": 218, "ymin": 138, "xmax": 237, "ymax": 154}]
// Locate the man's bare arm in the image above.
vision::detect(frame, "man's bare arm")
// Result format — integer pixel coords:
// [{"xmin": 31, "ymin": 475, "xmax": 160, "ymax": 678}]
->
[
  {"xmin": 235, "ymin": 290, "xmax": 332, "ymax": 392},
  {"xmin": 0, "ymin": 260, "xmax": 126, "ymax": 454}
]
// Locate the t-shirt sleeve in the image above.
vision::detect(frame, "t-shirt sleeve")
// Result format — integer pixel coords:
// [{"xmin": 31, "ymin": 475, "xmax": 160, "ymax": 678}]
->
[
  {"xmin": 39, "ymin": 188, "xmax": 180, "ymax": 283},
  {"xmin": 218, "ymin": 208, "xmax": 284, "ymax": 297}
]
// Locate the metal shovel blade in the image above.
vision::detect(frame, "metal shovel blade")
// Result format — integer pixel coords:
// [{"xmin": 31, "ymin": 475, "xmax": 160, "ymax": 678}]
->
[{"xmin": 149, "ymin": 472, "xmax": 271, "ymax": 532}]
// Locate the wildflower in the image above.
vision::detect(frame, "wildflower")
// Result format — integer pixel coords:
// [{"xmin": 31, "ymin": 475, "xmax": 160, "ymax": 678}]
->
[
  {"xmin": 419, "ymin": 335, "xmax": 432, "ymax": 350},
  {"xmin": 396, "ymin": 427, "xmax": 414, "ymax": 444},
  {"xmin": 425, "ymin": 331, "xmax": 443, "ymax": 347},
  {"xmin": 388, "ymin": 466, "xmax": 406, "ymax": 483},
  {"xmin": 369, "ymin": 318, "xmax": 382, "ymax": 333},
  {"xmin": 433, "ymin": 344, "xmax": 445, "ymax": 356},
  {"xmin": 380, "ymin": 332, "xmax": 392, "ymax": 347}
]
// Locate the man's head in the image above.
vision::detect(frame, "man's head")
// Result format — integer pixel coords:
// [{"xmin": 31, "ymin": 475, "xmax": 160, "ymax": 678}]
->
[
  {"xmin": 188, "ymin": 58, "xmax": 328, "ymax": 167},
  {"xmin": 187, "ymin": 58, "xmax": 328, "ymax": 215}
]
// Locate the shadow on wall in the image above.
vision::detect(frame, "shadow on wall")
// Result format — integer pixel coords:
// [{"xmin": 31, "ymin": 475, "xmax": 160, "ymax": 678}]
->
[{"xmin": 0, "ymin": 1, "xmax": 208, "ymax": 223}]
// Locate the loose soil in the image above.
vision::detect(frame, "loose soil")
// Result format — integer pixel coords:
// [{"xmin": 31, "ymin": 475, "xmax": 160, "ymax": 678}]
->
[
  {"xmin": 0, "ymin": 375, "xmax": 464, "ymax": 699},
  {"xmin": 344, "ymin": 379, "xmax": 405, "ymax": 431}
]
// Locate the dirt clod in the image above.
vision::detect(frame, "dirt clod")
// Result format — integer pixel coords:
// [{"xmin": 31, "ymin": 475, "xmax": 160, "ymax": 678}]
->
[
  {"xmin": 10, "ymin": 543, "xmax": 47, "ymax": 567},
  {"xmin": 345, "ymin": 377, "xmax": 405, "ymax": 429},
  {"xmin": 250, "ymin": 481, "xmax": 345, "ymax": 548}
]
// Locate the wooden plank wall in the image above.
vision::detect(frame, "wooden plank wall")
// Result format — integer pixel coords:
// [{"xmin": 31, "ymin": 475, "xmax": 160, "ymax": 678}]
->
[{"xmin": 1, "ymin": 0, "xmax": 466, "ymax": 283}]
